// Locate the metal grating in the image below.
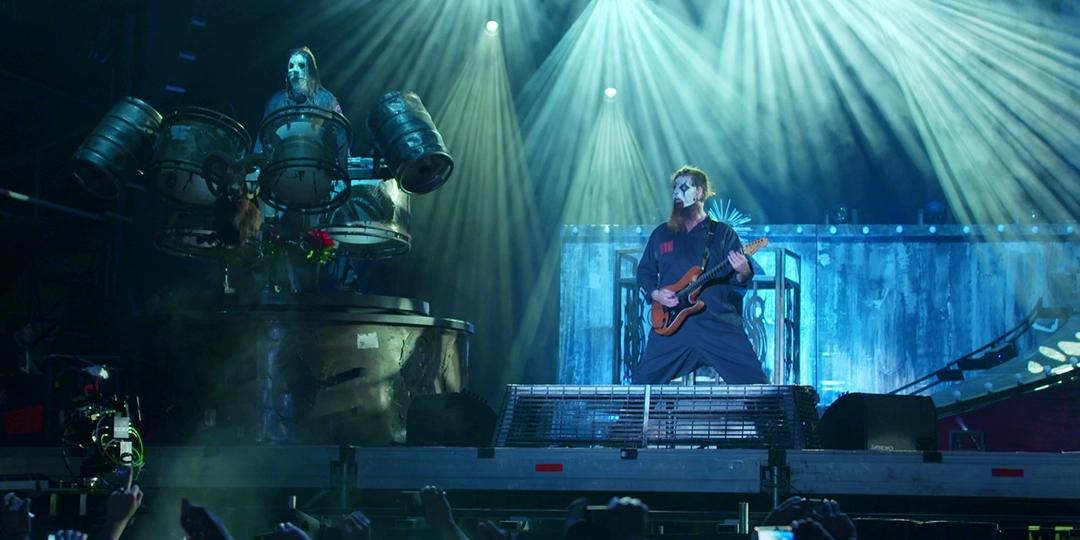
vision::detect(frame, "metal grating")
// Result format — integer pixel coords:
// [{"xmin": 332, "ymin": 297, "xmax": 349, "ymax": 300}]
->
[{"xmin": 494, "ymin": 385, "xmax": 820, "ymax": 449}]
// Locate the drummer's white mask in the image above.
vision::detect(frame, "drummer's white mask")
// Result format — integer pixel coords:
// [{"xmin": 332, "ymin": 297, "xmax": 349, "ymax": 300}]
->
[
  {"xmin": 673, "ymin": 174, "xmax": 702, "ymax": 208},
  {"xmin": 287, "ymin": 53, "xmax": 313, "ymax": 96}
]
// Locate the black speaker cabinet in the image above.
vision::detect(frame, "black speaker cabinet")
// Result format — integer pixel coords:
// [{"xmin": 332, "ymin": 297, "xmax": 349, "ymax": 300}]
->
[{"xmin": 819, "ymin": 393, "xmax": 937, "ymax": 451}]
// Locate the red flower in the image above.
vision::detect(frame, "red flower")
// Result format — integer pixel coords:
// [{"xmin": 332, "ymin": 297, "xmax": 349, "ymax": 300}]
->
[{"xmin": 304, "ymin": 228, "xmax": 336, "ymax": 249}]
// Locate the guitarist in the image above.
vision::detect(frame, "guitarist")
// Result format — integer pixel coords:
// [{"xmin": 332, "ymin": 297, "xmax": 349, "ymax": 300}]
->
[{"xmin": 633, "ymin": 166, "xmax": 769, "ymax": 385}]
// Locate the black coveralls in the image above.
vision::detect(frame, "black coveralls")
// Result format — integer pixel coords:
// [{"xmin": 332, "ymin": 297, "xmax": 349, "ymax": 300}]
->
[{"xmin": 634, "ymin": 218, "xmax": 769, "ymax": 384}]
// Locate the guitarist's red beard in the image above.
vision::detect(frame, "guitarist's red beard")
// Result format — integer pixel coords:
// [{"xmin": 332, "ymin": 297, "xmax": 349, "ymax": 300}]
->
[{"xmin": 667, "ymin": 201, "xmax": 703, "ymax": 232}]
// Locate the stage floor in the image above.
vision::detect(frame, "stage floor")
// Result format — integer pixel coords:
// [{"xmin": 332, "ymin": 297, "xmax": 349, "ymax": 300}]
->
[
  {"xmin": 2, "ymin": 445, "xmax": 1077, "ymax": 499},
  {"xmin": 2, "ymin": 445, "xmax": 1079, "ymax": 537}
]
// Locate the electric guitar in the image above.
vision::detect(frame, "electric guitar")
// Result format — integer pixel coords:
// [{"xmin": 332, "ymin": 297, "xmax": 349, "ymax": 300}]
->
[{"xmin": 649, "ymin": 238, "xmax": 770, "ymax": 336}]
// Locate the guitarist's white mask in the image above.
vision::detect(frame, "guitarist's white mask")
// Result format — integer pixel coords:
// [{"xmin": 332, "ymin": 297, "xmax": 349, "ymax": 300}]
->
[{"xmin": 673, "ymin": 175, "xmax": 702, "ymax": 208}]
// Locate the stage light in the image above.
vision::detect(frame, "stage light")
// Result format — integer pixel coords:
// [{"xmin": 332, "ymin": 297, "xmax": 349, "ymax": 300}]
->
[
  {"xmin": 828, "ymin": 205, "xmax": 851, "ymax": 224},
  {"xmin": 929, "ymin": 225, "xmax": 937, "ymax": 234},
  {"xmin": 923, "ymin": 200, "xmax": 949, "ymax": 224},
  {"xmin": 763, "ymin": 225, "xmax": 771, "ymax": 234},
  {"xmin": 1050, "ymin": 364, "xmax": 1075, "ymax": 376},
  {"xmin": 862, "ymin": 226, "xmax": 870, "ymax": 234},
  {"xmin": 829, "ymin": 225, "xmax": 838, "ymax": 235},
  {"xmin": 997, "ymin": 224, "xmax": 1006, "ymax": 233},
  {"xmin": 604, "ymin": 87, "xmax": 617, "ymax": 99},
  {"xmin": 1058, "ymin": 341, "xmax": 1080, "ymax": 356},
  {"xmin": 1039, "ymin": 346, "xmax": 1067, "ymax": 362},
  {"xmin": 796, "ymin": 226, "xmax": 804, "ymax": 234},
  {"xmin": 962, "ymin": 225, "xmax": 972, "ymax": 234},
  {"xmin": 895, "ymin": 225, "xmax": 904, "ymax": 234},
  {"xmin": 485, "ymin": 20, "xmax": 499, "ymax": 35},
  {"xmin": 1027, "ymin": 361, "xmax": 1044, "ymax": 374},
  {"xmin": 1031, "ymin": 225, "xmax": 1040, "ymax": 234}
]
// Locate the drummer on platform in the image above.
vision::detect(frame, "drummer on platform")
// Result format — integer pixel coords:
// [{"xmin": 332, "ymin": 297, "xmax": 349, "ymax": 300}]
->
[
  {"xmin": 265, "ymin": 46, "xmax": 343, "ymax": 118},
  {"xmin": 249, "ymin": 45, "xmax": 347, "ymax": 190}
]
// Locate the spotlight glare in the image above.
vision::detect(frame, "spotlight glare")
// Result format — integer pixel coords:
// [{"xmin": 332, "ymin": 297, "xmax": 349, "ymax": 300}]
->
[
  {"xmin": 829, "ymin": 225, "xmax": 837, "ymax": 235},
  {"xmin": 895, "ymin": 225, "xmax": 904, "ymax": 234},
  {"xmin": 862, "ymin": 226, "xmax": 869, "ymax": 234},
  {"xmin": 485, "ymin": 20, "xmax": 499, "ymax": 35},
  {"xmin": 604, "ymin": 87, "xmax": 617, "ymax": 99}
]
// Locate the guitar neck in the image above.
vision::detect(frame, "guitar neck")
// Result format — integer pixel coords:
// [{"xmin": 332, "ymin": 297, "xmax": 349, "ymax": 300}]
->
[{"xmin": 678, "ymin": 255, "xmax": 737, "ymax": 299}]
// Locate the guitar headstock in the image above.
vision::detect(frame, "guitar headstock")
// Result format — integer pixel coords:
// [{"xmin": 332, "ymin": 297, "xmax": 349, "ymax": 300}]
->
[{"xmin": 742, "ymin": 237, "xmax": 770, "ymax": 256}]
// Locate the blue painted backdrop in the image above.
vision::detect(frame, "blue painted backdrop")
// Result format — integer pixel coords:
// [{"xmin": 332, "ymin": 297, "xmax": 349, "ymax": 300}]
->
[{"xmin": 559, "ymin": 223, "xmax": 1079, "ymax": 406}]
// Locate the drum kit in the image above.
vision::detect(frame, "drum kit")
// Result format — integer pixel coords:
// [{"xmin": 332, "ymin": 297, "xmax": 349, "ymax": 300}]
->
[{"xmin": 71, "ymin": 91, "xmax": 452, "ymax": 263}]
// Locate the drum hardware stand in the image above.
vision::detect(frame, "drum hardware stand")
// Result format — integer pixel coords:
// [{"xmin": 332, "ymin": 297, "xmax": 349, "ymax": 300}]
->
[
  {"xmin": 330, "ymin": 445, "xmax": 358, "ymax": 510},
  {"xmin": 346, "ymin": 156, "xmax": 393, "ymax": 181},
  {"xmin": 759, "ymin": 447, "xmax": 790, "ymax": 509},
  {"xmin": 0, "ymin": 186, "xmax": 132, "ymax": 223}
]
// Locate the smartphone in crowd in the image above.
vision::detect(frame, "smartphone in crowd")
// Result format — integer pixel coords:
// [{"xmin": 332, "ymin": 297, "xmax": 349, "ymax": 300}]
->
[{"xmin": 755, "ymin": 525, "xmax": 796, "ymax": 540}]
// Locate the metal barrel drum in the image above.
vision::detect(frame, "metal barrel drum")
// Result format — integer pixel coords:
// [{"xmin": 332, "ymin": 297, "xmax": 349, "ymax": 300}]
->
[
  {"xmin": 142, "ymin": 293, "xmax": 471, "ymax": 445},
  {"xmin": 149, "ymin": 107, "xmax": 251, "ymax": 207},
  {"xmin": 257, "ymin": 105, "xmax": 351, "ymax": 214},
  {"xmin": 154, "ymin": 209, "xmax": 222, "ymax": 258},
  {"xmin": 321, "ymin": 175, "xmax": 412, "ymax": 260},
  {"xmin": 366, "ymin": 91, "xmax": 453, "ymax": 195},
  {"xmin": 71, "ymin": 96, "xmax": 163, "ymax": 198}
]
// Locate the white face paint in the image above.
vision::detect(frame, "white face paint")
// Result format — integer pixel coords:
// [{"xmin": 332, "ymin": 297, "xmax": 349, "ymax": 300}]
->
[
  {"xmin": 673, "ymin": 174, "xmax": 702, "ymax": 208},
  {"xmin": 287, "ymin": 53, "xmax": 312, "ymax": 93}
]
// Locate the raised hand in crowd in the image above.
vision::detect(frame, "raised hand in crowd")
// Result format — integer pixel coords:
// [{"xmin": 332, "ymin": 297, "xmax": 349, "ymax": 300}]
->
[
  {"xmin": 606, "ymin": 496, "xmax": 649, "ymax": 540},
  {"xmin": 180, "ymin": 498, "xmax": 234, "ymax": 540},
  {"xmin": 812, "ymin": 499, "xmax": 856, "ymax": 540},
  {"xmin": 476, "ymin": 520, "xmax": 512, "ymax": 540},
  {"xmin": 563, "ymin": 497, "xmax": 599, "ymax": 540},
  {"xmin": 763, "ymin": 496, "xmax": 811, "ymax": 526},
  {"xmin": 420, "ymin": 485, "xmax": 469, "ymax": 540},
  {"xmin": 1, "ymin": 492, "xmax": 32, "ymax": 540},
  {"xmin": 812, "ymin": 496, "xmax": 855, "ymax": 540},
  {"xmin": 50, "ymin": 531, "xmax": 88, "ymax": 540},
  {"xmin": 271, "ymin": 522, "xmax": 310, "ymax": 540},
  {"xmin": 792, "ymin": 519, "xmax": 836, "ymax": 540},
  {"xmin": 340, "ymin": 510, "xmax": 371, "ymax": 540},
  {"xmin": 102, "ymin": 484, "xmax": 143, "ymax": 540},
  {"xmin": 763, "ymin": 497, "xmax": 855, "ymax": 540}
]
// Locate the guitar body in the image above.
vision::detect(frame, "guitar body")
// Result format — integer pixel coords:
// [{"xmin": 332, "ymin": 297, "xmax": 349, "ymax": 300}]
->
[
  {"xmin": 647, "ymin": 237, "xmax": 770, "ymax": 337},
  {"xmin": 650, "ymin": 266, "xmax": 706, "ymax": 336}
]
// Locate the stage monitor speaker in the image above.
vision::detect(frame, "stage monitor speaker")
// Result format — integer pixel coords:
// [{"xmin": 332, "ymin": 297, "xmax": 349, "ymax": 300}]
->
[
  {"xmin": 819, "ymin": 393, "xmax": 937, "ymax": 451},
  {"xmin": 406, "ymin": 392, "xmax": 496, "ymax": 447}
]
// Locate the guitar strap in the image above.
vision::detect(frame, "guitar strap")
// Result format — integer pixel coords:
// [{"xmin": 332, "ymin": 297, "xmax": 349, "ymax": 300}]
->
[{"xmin": 699, "ymin": 219, "xmax": 717, "ymax": 270}]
